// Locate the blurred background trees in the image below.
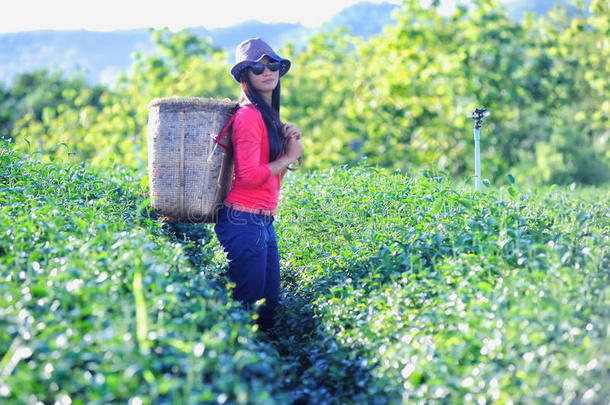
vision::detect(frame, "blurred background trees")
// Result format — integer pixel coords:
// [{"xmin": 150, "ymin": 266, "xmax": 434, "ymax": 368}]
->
[{"xmin": 1, "ymin": 0, "xmax": 607, "ymax": 184}]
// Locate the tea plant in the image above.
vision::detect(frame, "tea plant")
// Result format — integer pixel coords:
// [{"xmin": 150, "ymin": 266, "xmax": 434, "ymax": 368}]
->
[
  {"xmin": 0, "ymin": 140, "xmax": 289, "ymax": 404},
  {"xmin": 272, "ymin": 167, "xmax": 609, "ymax": 404}
]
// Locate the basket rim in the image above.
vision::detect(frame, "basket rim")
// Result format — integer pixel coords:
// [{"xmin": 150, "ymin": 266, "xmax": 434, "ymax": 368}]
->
[{"xmin": 147, "ymin": 97, "xmax": 238, "ymax": 109}]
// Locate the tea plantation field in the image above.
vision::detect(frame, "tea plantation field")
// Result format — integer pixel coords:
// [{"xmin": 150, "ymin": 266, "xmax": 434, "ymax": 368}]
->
[{"xmin": 1, "ymin": 139, "xmax": 608, "ymax": 404}]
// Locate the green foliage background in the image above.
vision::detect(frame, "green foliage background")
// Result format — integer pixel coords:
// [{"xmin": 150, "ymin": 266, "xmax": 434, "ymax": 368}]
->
[{"xmin": 0, "ymin": 0, "xmax": 608, "ymax": 185}]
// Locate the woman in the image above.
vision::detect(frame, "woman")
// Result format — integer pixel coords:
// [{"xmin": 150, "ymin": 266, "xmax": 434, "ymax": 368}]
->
[{"xmin": 214, "ymin": 38, "xmax": 304, "ymax": 330}]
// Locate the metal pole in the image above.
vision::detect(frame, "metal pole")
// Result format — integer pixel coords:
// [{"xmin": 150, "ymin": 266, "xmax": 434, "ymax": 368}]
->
[
  {"xmin": 467, "ymin": 108, "xmax": 490, "ymax": 192},
  {"xmin": 474, "ymin": 126, "xmax": 481, "ymax": 192}
]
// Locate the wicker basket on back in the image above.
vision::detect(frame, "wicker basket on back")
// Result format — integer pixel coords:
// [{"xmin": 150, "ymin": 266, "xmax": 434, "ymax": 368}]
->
[{"xmin": 147, "ymin": 97, "xmax": 238, "ymax": 223}]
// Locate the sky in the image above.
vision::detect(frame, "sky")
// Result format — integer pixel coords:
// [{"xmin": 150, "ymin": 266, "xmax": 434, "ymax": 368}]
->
[{"xmin": 1, "ymin": 0, "xmax": 405, "ymax": 34}]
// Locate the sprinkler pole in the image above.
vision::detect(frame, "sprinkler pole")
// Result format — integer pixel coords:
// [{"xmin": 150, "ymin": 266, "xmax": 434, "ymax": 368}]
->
[
  {"xmin": 474, "ymin": 125, "xmax": 481, "ymax": 191},
  {"xmin": 467, "ymin": 108, "xmax": 490, "ymax": 192}
]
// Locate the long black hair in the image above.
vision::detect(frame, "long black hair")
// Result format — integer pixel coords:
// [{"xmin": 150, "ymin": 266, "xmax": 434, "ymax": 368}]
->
[{"xmin": 239, "ymin": 69, "xmax": 283, "ymax": 162}]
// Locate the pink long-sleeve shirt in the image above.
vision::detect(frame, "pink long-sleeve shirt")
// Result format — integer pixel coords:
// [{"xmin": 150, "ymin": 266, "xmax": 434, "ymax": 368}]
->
[{"xmin": 224, "ymin": 104, "xmax": 282, "ymax": 212}]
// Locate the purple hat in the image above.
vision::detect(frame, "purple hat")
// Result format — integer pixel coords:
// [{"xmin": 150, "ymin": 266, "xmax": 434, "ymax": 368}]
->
[{"xmin": 230, "ymin": 38, "xmax": 291, "ymax": 82}]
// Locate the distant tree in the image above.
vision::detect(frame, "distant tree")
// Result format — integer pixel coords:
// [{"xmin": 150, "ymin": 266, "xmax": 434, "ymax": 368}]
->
[
  {"xmin": 5, "ymin": 3, "xmax": 607, "ymax": 184},
  {"xmin": 281, "ymin": 29, "xmax": 364, "ymax": 168},
  {"xmin": 1, "ymin": 69, "xmax": 105, "ymax": 145},
  {"xmin": 293, "ymin": 0, "xmax": 608, "ymax": 184},
  {"xmin": 7, "ymin": 28, "xmax": 235, "ymax": 166}
]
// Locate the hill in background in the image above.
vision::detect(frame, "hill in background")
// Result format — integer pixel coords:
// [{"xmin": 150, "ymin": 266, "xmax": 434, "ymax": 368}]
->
[
  {"xmin": 0, "ymin": 2, "xmax": 400, "ymax": 86},
  {"xmin": 0, "ymin": 0, "xmax": 589, "ymax": 86}
]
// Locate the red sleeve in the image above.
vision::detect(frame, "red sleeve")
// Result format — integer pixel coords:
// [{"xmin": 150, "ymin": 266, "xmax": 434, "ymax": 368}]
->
[{"xmin": 232, "ymin": 107, "xmax": 273, "ymax": 188}]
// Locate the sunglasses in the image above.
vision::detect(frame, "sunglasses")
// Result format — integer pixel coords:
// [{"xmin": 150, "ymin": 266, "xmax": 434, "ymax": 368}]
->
[{"xmin": 249, "ymin": 61, "xmax": 281, "ymax": 75}]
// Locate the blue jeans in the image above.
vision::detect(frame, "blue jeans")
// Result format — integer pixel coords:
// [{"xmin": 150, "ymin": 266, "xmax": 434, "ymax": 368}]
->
[{"xmin": 214, "ymin": 205, "xmax": 280, "ymax": 329}]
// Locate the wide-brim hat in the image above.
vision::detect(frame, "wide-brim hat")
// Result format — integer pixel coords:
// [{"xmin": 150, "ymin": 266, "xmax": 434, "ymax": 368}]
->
[{"xmin": 230, "ymin": 37, "xmax": 291, "ymax": 82}]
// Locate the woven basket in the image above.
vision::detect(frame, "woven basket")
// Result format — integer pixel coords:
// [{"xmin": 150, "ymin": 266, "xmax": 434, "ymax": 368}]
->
[{"xmin": 147, "ymin": 97, "xmax": 238, "ymax": 223}]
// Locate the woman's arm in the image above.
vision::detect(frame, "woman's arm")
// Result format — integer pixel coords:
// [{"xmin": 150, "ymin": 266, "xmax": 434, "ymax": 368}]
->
[
  {"xmin": 266, "ymin": 139, "xmax": 303, "ymax": 176},
  {"xmin": 232, "ymin": 109, "xmax": 273, "ymax": 187},
  {"xmin": 266, "ymin": 124, "xmax": 304, "ymax": 176}
]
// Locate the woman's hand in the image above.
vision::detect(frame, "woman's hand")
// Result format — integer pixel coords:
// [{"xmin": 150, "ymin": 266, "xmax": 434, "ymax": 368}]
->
[
  {"xmin": 282, "ymin": 122, "xmax": 302, "ymax": 140},
  {"xmin": 282, "ymin": 122, "xmax": 304, "ymax": 162}
]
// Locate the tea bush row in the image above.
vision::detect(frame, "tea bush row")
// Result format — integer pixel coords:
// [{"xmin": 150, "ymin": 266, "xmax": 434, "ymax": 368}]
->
[
  {"xmin": 271, "ymin": 167, "xmax": 609, "ymax": 404},
  {"xmin": 0, "ymin": 140, "xmax": 289, "ymax": 404}
]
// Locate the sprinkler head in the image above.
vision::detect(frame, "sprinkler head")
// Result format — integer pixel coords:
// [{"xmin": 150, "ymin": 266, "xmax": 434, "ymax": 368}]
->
[{"xmin": 467, "ymin": 108, "xmax": 490, "ymax": 129}]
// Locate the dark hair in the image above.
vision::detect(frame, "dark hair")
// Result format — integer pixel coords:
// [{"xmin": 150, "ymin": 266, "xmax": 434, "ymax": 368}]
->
[{"xmin": 239, "ymin": 69, "xmax": 283, "ymax": 162}]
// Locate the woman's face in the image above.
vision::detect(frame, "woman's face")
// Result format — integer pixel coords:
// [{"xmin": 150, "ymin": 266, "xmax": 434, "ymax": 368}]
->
[{"xmin": 247, "ymin": 56, "xmax": 279, "ymax": 95}]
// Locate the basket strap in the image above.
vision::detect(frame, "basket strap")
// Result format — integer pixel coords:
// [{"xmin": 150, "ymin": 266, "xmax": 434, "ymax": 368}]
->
[{"xmin": 215, "ymin": 113, "xmax": 236, "ymax": 151}]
